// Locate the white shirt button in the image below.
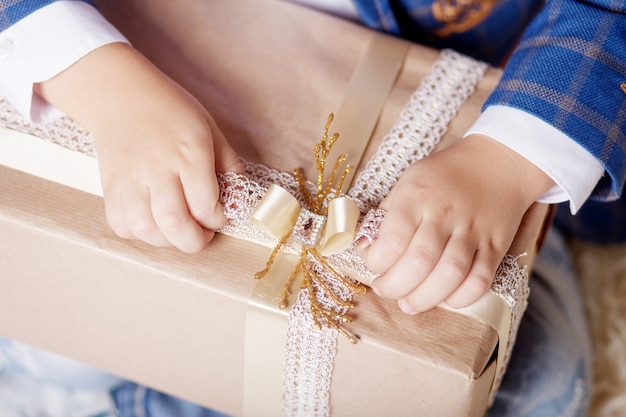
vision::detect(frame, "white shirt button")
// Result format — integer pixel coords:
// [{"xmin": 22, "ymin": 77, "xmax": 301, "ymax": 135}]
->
[{"xmin": 0, "ymin": 37, "xmax": 14, "ymax": 59}]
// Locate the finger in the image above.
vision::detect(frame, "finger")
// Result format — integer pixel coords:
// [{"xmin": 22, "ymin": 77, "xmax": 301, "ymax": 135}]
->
[
  {"xmin": 372, "ymin": 220, "xmax": 448, "ymax": 300},
  {"xmin": 398, "ymin": 232, "xmax": 476, "ymax": 314},
  {"xmin": 366, "ymin": 199, "xmax": 421, "ymax": 275},
  {"xmin": 122, "ymin": 186, "xmax": 171, "ymax": 247},
  {"xmin": 180, "ymin": 118, "xmax": 243, "ymax": 230},
  {"xmin": 445, "ymin": 244, "xmax": 503, "ymax": 309},
  {"xmin": 150, "ymin": 176, "xmax": 211, "ymax": 253},
  {"xmin": 208, "ymin": 115, "xmax": 244, "ymax": 174},
  {"xmin": 354, "ymin": 237, "xmax": 372, "ymax": 258},
  {"xmin": 178, "ymin": 141, "xmax": 228, "ymax": 232},
  {"xmin": 103, "ymin": 188, "xmax": 133, "ymax": 240}
]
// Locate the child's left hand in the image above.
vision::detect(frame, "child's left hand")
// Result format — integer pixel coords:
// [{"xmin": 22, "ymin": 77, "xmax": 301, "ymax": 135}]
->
[{"xmin": 360, "ymin": 134, "xmax": 554, "ymax": 314}]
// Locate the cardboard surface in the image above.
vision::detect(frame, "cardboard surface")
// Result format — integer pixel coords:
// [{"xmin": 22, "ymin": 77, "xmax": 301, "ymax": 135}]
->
[{"xmin": 0, "ymin": 1, "xmax": 549, "ymax": 416}]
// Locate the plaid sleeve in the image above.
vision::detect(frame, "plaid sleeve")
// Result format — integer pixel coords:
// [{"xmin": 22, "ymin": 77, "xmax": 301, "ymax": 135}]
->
[
  {"xmin": 0, "ymin": 0, "xmax": 93, "ymax": 31},
  {"xmin": 484, "ymin": 0, "xmax": 626, "ymax": 202}
]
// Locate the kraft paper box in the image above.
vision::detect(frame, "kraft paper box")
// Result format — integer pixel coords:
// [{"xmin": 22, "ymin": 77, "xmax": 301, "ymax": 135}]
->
[{"xmin": 0, "ymin": 1, "xmax": 549, "ymax": 416}]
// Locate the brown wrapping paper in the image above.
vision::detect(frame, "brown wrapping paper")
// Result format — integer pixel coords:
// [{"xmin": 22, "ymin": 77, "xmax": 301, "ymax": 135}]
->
[{"xmin": 0, "ymin": 1, "xmax": 549, "ymax": 416}]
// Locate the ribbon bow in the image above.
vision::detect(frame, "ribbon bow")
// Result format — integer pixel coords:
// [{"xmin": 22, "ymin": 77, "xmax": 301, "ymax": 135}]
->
[
  {"xmin": 251, "ymin": 186, "xmax": 360, "ymax": 257},
  {"xmin": 249, "ymin": 114, "xmax": 365, "ymax": 342}
]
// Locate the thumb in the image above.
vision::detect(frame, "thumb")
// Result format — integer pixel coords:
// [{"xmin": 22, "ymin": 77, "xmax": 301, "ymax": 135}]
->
[{"xmin": 208, "ymin": 115, "xmax": 244, "ymax": 174}]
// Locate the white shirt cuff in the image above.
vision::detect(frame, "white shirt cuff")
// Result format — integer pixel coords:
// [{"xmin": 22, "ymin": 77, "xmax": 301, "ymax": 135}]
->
[
  {"xmin": 0, "ymin": 1, "xmax": 129, "ymax": 123},
  {"xmin": 465, "ymin": 105, "xmax": 605, "ymax": 214}
]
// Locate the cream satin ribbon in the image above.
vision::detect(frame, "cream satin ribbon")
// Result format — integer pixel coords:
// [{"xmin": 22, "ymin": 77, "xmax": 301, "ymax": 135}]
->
[
  {"xmin": 441, "ymin": 292, "xmax": 511, "ymax": 396},
  {"xmin": 310, "ymin": 34, "xmax": 410, "ymax": 192},
  {"xmin": 243, "ymin": 33, "xmax": 409, "ymax": 417}
]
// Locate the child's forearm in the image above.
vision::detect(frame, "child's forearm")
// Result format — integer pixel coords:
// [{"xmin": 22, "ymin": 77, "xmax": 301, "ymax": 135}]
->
[
  {"xmin": 34, "ymin": 42, "xmax": 182, "ymax": 134},
  {"xmin": 0, "ymin": 1, "xmax": 129, "ymax": 123}
]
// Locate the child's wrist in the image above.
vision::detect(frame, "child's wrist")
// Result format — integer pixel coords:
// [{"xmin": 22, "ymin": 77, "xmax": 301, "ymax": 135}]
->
[{"xmin": 461, "ymin": 134, "xmax": 555, "ymax": 206}]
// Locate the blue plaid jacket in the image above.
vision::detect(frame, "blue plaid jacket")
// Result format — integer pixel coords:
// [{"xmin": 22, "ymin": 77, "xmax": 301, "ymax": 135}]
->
[
  {"xmin": 0, "ymin": 0, "xmax": 90, "ymax": 29},
  {"xmin": 2, "ymin": 0, "xmax": 626, "ymax": 240},
  {"xmin": 353, "ymin": 0, "xmax": 626, "ymax": 242},
  {"xmin": 354, "ymin": 0, "xmax": 626, "ymax": 202}
]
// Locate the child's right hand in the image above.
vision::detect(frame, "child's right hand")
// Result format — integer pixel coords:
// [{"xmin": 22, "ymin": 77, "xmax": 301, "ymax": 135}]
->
[{"xmin": 35, "ymin": 42, "xmax": 243, "ymax": 253}]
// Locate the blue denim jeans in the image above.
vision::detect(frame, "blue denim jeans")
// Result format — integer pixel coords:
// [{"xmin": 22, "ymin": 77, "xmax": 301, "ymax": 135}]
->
[
  {"xmin": 0, "ymin": 228, "xmax": 592, "ymax": 417},
  {"xmin": 112, "ymin": 383, "xmax": 229, "ymax": 417},
  {"xmin": 487, "ymin": 227, "xmax": 593, "ymax": 417}
]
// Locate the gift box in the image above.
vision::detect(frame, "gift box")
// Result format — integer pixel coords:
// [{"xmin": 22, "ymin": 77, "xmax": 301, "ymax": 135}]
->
[{"xmin": 0, "ymin": 1, "xmax": 549, "ymax": 416}]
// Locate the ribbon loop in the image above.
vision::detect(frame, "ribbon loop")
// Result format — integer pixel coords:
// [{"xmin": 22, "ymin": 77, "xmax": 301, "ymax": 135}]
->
[
  {"xmin": 250, "ymin": 184, "xmax": 301, "ymax": 239},
  {"xmin": 320, "ymin": 197, "xmax": 359, "ymax": 256}
]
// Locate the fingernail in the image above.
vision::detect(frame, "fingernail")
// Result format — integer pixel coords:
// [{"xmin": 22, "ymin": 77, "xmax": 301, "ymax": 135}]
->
[
  {"xmin": 354, "ymin": 238, "xmax": 371, "ymax": 256},
  {"xmin": 358, "ymin": 237, "xmax": 372, "ymax": 249},
  {"xmin": 398, "ymin": 299, "xmax": 417, "ymax": 315}
]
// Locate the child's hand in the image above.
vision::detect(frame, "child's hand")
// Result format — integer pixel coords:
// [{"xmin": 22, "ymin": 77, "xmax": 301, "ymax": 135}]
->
[
  {"xmin": 94, "ymin": 101, "xmax": 241, "ymax": 254},
  {"xmin": 361, "ymin": 135, "xmax": 554, "ymax": 314},
  {"xmin": 35, "ymin": 43, "xmax": 243, "ymax": 253}
]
